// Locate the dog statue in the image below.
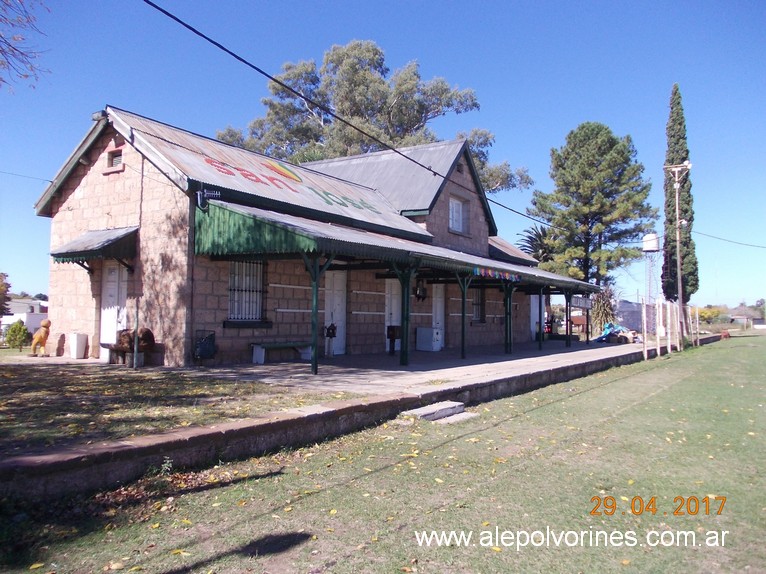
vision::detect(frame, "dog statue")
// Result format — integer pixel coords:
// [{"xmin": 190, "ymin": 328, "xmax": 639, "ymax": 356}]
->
[{"xmin": 30, "ymin": 319, "xmax": 52, "ymax": 357}]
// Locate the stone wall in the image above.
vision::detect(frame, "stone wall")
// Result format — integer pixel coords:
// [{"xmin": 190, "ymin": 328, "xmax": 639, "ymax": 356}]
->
[
  {"xmin": 412, "ymin": 154, "xmax": 490, "ymax": 257},
  {"xmin": 45, "ymin": 127, "xmax": 192, "ymax": 365},
  {"xmin": 189, "ymin": 259, "xmax": 533, "ymax": 363}
]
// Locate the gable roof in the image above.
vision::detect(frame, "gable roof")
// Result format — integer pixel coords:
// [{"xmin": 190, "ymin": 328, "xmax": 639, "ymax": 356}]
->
[
  {"xmin": 303, "ymin": 139, "xmax": 498, "ymax": 235},
  {"xmin": 36, "ymin": 106, "xmax": 431, "ymax": 242}
]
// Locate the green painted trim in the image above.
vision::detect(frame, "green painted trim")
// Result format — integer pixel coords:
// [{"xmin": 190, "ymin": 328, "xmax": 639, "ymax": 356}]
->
[{"xmin": 195, "ymin": 203, "xmax": 318, "ymax": 256}]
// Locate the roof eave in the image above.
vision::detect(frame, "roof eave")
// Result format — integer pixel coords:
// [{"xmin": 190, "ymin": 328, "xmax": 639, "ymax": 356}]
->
[
  {"xmin": 460, "ymin": 144, "xmax": 498, "ymax": 236},
  {"xmin": 35, "ymin": 114, "xmax": 110, "ymax": 217},
  {"xmin": 106, "ymin": 106, "xmax": 190, "ymax": 193}
]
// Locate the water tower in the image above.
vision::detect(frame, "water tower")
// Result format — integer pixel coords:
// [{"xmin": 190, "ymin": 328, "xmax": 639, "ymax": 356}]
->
[
  {"xmin": 642, "ymin": 233, "xmax": 660, "ymax": 334},
  {"xmin": 642, "ymin": 232, "xmax": 660, "ymax": 303}
]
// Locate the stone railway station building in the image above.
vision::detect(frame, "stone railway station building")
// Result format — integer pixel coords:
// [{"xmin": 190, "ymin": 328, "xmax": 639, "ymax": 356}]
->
[{"xmin": 35, "ymin": 106, "xmax": 597, "ymax": 372}]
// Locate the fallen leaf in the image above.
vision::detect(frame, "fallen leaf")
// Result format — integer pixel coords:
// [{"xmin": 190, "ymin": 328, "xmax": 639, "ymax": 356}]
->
[
  {"xmin": 329, "ymin": 508, "xmax": 338, "ymax": 515},
  {"xmin": 29, "ymin": 564, "xmax": 45, "ymax": 571},
  {"xmin": 170, "ymin": 549, "xmax": 190, "ymax": 556}
]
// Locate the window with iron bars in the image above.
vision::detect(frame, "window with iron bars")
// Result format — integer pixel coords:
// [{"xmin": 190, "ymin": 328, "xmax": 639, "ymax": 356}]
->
[
  {"xmin": 228, "ymin": 260, "xmax": 265, "ymax": 320},
  {"xmin": 471, "ymin": 287, "xmax": 486, "ymax": 322}
]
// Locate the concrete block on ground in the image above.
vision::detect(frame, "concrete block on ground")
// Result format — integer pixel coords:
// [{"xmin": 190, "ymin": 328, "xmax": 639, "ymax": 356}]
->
[
  {"xmin": 434, "ymin": 411, "xmax": 478, "ymax": 425},
  {"xmin": 400, "ymin": 400, "xmax": 464, "ymax": 421}
]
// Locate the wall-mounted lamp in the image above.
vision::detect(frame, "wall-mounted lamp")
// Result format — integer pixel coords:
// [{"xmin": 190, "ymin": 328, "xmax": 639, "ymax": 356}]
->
[{"xmin": 414, "ymin": 278, "xmax": 428, "ymax": 302}]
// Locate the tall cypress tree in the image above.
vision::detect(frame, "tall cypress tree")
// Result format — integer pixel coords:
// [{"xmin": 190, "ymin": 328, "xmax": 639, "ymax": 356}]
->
[{"xmin": 662, "ymin": 84, "xmax": 698, "ymax": 303}]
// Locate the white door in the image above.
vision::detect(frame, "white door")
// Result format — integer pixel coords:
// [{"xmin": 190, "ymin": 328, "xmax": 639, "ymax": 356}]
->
[
  {"xmin": 385, "ymin": 278, "xmax": 402, "ymax": 351},
  {"xmin": 100, "ymin": 261, "xmax": 128, "ymax": 361},
  {"xmin": 324, "ymin": 270, "xmax": 347, "ymax": 355},
  {"xmin": 431, "ymin": 283, "xmax": 445, "ymax": 350}
]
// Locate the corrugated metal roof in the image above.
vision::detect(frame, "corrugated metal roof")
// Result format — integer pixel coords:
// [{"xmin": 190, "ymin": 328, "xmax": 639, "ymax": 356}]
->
[
  {"xmin": 488, "ymin": 236, "xmax": 539, "ymax": 266},
  {"xmin": 304, "ymin": 139, "xmax": 468, "ymax": 213},
  {"xmin": 198, "ymin": 201, "xmax": 598, "ymax": 293},
  {"xmin": 104, "ymin": 107, "xmax": 430, "ymax": 241},
  {"xmin": 51, "ymin": 226, "xmax": 138, "ymax": 262}
]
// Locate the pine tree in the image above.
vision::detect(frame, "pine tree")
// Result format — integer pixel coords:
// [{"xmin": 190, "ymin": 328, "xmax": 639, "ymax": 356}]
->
[
  {"xmin": 529, "ymin": 122, "xmax": 656, "ymax": 285},
  {"xmin": 661, "ymin": 84, "xmax": 698, "ymax": 303}
]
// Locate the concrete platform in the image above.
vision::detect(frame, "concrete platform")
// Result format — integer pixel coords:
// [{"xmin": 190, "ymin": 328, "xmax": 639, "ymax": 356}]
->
[{"xmin": 0, "ymin": 337, "xmax": 718, "ymax": 501}]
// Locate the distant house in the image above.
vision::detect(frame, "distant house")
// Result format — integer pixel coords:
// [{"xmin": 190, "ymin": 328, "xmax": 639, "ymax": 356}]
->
[
  {"xmin": 0, "ymin": 297, "xmax": 48, "ymax": 341},
  {"xmin": 34, "ymin": 106, "xmax": 597, "ymax": 369},
  {"xmin": 727, "ymin": 305, "xmax": 760, "ymax": 329}
]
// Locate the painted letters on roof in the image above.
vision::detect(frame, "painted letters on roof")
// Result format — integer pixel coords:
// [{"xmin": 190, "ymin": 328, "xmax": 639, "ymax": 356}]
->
[{"xmin": 105, "ymin": 107, "xmax": 431, "ymax": 241}]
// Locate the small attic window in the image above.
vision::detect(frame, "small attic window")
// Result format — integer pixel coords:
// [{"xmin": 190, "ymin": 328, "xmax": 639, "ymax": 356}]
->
[
  {"xmin": 103, "ymin": 141, "xmax": 126, "ymax": 175},
  {"xmin": 108, "ymin": 150, "xmax": 123, "ymax": 168},
  {"xmin": 456, "ymin": 162, "xmax": 464, "ymax": 174}
]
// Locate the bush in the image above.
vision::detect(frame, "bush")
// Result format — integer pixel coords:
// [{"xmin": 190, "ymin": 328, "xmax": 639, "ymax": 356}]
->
[{"xmin": 6, "ymin": 320, "xmax": 31, "ymax": 351}]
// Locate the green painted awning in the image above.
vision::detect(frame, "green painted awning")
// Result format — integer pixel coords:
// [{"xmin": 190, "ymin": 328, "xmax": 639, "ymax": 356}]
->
[
  {"xmin": 195, "ymin": 201, "xmax": 413, "ymax": 263},
  {"xmin": 195, "ymin": 201, "xmax": 599, "ymax": 294},
  {"xmin": 51, "ymin": 226, "xmax": 138, "ymax": 263}
]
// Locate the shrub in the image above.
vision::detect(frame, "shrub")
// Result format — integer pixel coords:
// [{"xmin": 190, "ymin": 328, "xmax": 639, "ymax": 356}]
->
[{"xmin": 6, "ymin": 320, "xmax": 31, "ymax": 351}]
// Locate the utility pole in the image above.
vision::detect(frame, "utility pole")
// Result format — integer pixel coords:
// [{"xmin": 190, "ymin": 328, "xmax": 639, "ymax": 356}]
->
[{"xmin": 664, "ymin": 160, "xmax": 692, "ymax": 350}]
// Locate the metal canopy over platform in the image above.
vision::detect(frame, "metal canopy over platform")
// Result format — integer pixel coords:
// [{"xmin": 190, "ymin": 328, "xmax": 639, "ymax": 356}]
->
[
  {"xmin": 196, "ymin": 200, "xmax": 599, "ymax": 294},
  {"xmin": 196, "ymin": 200, "xmax": 598, "ymax": 372}
]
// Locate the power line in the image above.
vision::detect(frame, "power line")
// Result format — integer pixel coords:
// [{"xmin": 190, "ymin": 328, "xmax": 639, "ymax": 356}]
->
[
  {"xmin": 137, "ymin": 2, "xmax": 766, "ymax": 255},
  {"xmin": 140, "ymin": 1, "xmax": 451, "ymax": 185},
  {"xmin": 0, "ymin": 169, "xmax": 52, "ymax": 183},
  {"xmin": 140, "ymin": 0, "xmax": 572, "ymax": 235},
  {"xmin": 692, "ymin": 230, "xmax": 766, "ymax": 249}
]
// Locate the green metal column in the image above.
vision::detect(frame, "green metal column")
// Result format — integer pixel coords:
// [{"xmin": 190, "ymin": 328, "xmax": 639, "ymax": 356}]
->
[
  {"xmin": 564, "ymin": 291, "xmax": 572, "ymax": 348},
  {"xmin": 456, "ymin": 273, "xmax": 473, "ymax": 359},
  {"xmin": 503, "ymin": 283, "xmax": 515, "ymax": 354},
  {"xmin": 392, "ymin": 263, "xmax": 415, "ymax": 366},
  {"xmin": 302, "ymin": 253, "xmax": 334, "ymax": 375},
  {"xmin": 538, "ymin": 287, "xmax": 545, "ymax": 351}
]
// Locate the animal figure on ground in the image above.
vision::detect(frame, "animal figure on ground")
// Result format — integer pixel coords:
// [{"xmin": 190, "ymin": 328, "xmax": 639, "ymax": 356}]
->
[{"xmin": 30, "ymin": 319, "xmax": 51, "ymax": 357}]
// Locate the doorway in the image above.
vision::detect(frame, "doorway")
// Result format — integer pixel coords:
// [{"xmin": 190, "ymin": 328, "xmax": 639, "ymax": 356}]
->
[
  {"xmin": 384, "ymin": 278, "xmax": 402, "ymax": 351},
  {"xmin": 99, "ymin": 261, "xmax": 128, "ymax": 362},
  {"xmin": 324, "ymin": 270, "xmax": 347, "ymax": 355}
]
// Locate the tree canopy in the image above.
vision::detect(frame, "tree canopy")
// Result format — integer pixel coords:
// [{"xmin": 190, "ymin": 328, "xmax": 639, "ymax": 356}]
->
[
  {"xmin": 528, "ymin": 122, "xmax": 657, "ymax": 285},
  {"xmin": 661, "ymin": 84, "xmax": 698, "ymax": 304},
  {"xmin": 516, "ymin": 224, "xmax": 551, "ymax": 264},
  {"xmin": 0, "ymin": 0, "xmax": 48, "ymax": 90},
  {"xmin": 0, "ymin": 273, "xmax": 10, "ymax": 315},
  {"xmin": 218, "ymin": 40, "xmax": 531, "ymax": 194}
]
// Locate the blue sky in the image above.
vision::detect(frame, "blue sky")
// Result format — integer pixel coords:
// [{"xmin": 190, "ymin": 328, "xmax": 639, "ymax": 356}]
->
[{"xmin": 1, "ymin": 0, "xmax": 764, "ymax": 308}]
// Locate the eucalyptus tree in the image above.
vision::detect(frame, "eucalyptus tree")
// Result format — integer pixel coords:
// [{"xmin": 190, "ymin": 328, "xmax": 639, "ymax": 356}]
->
[{"xmin": 219, "ymin": 40, "xmax": 530, "ymax": 193}]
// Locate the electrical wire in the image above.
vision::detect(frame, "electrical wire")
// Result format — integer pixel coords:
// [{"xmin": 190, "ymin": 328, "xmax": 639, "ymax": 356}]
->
[
  {"xmin": 140, "ymin": 0, "xmax": 577, "ymax": 236},
  {"xmin": 0, "ymin": 169, "xmax": 52, "ymax": 183},
  {"xmin": 692, "ymin": 230, "xmax": 766, "ymax": 249}
]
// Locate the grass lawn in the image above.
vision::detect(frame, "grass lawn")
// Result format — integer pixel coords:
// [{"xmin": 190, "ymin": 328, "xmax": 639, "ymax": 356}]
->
[
  {"xmin": 0, "ymin": 349, "xmax": 358, "ymax": 456},
  {"xmin": 1, "ymin": 335, "xmax": 764, "ymax": 573}
]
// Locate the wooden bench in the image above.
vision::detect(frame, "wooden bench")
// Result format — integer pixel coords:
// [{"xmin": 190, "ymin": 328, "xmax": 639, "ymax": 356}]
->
[{"xmin": 250, "ymin": 341, "xmax": 313, "ymax": 364}]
